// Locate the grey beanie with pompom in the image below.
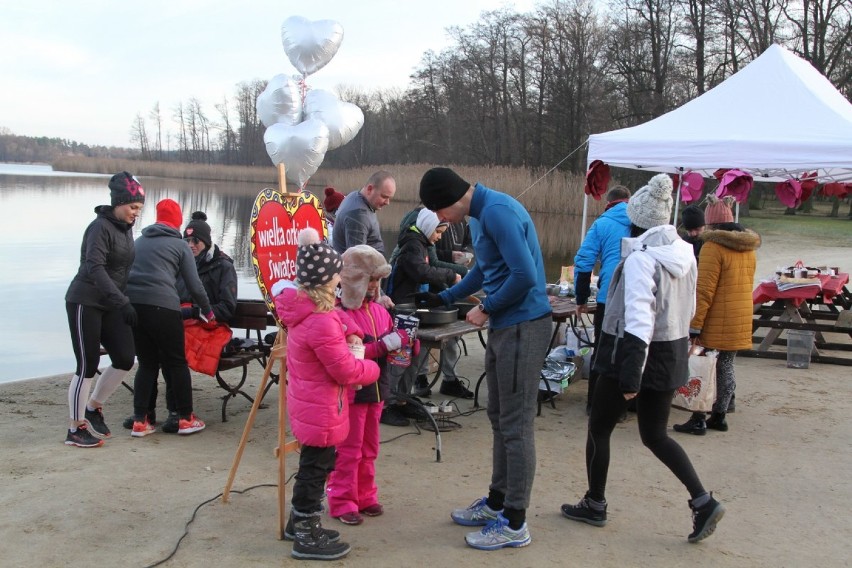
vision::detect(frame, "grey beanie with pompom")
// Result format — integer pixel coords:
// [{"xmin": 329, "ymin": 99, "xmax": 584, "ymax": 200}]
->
[{"xmin": 627, "ymin": 173, "xmax": 674, "ymax": 229}]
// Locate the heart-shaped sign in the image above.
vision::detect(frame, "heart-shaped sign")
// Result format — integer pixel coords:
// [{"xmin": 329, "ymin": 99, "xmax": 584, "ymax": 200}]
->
[
  {"xmin": 264, "ymin": 119, "xmax": 329, "ymax": 189},
  {"xmin": 281, "ymin": 16, "xmax": 344, "ymax": 76},
  {"xmin": 257, "ymin": 74, "xmax": 303, "ymax": 128},
  {"xmin": 250, "ymin": 188, "xmax": 329, "ymax": 318},
  {"xmin": 304, "ymin": 89, "xmax": 364, "ymax": 150}
]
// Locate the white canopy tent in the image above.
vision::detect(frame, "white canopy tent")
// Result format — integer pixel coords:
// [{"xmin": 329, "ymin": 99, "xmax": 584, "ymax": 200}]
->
[{"xmin": 583, "ymin": 44, "xmax": 852, "ymax": 233}]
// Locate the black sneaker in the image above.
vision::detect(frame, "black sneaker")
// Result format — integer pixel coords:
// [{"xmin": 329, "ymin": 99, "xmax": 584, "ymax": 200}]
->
[
  {"xmin": 65, "ymin": 425, "xmax": 104, "ymax": 448},
  {"xmin": 561, "ymin": 493, "xmax": 607, "ymax": 527},
  {"xmin": 161, "ymin": 412, "xmax": 180, "ymax": 434},
  {"xmin": 688, "ymin": 494, "xmax": 725, "ymax": 543},
  {"xmin": 673, "ymin": 414, "xmax": 707, "ymax": 435},
  {"xmin": 122, "ymin": 412, "xmax": 157, "ymax": 430},
  {"xmin": 413, "ymin": 375, "xmax": 432, "ymax": 398},
  {"xmin": 380, "ymin": 406, "xmax": 410, "ymax": 427},
  {"xmin": 439, "ymin": 379, "xmax": 474, "ymax": 399},
  {"xmin": 84, "ymin": 407, "xmax": 111, "ymax": 439}
]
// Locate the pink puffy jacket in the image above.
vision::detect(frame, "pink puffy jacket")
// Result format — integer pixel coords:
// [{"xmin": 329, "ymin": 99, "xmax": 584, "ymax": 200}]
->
[{"xmin": 275, "ymin": 287, "xmax": 380, "ymax": 447}]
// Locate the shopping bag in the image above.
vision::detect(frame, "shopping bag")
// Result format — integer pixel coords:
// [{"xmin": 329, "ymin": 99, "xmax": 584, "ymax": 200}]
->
[{"xmin": 672, "ymin": 349, "xmax": 717, "ymax": 413}]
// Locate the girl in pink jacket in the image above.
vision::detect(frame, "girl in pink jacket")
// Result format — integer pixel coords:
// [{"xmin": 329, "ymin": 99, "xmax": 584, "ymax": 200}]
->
[
  {"xmin": 327, "ymin": 245, "xmax": 413, "ymax": 526},
  {"xmin": 275, "ymin": 228, "xmax": 380, "ymax": 561}
]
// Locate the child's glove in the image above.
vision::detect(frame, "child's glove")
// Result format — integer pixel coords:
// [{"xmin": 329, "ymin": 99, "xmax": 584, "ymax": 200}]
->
[
  {"xmin": 200, "ymin": 310, "xmax": 216, "ymax": 324},
  {"xmin": 380, "ymin": 329, "xmax": 409, "ymax": 351},
  {"xmin": 412, "ymin": 338, "xmax": 421, "ymax": 356}
]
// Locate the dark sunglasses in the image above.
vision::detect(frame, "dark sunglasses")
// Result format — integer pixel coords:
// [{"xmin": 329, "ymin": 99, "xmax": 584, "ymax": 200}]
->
[{"xmin": 184, "ymin": 237, "xmax": 200, "ymax": 245}]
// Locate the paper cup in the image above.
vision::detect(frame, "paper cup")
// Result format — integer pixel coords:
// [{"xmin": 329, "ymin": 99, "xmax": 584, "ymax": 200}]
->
[{"xmin": 348, "ymin": 343, "xmax": 365, "ymax": 359}]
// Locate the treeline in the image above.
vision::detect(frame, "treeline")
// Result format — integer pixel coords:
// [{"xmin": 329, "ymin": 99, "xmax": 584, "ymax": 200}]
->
[
  {"xmin": 0, "ymin": 130, "xmax": 137, "ymax": 163},
  {"xmin": 126, "ymin": 0, "xmax": 850, "ymax": 174}
]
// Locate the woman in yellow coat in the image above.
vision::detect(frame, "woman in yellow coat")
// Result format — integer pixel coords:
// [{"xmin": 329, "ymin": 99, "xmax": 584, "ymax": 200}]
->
[{"xmin": 674, "ymin": 196, "xmax": 761, "ymax": 435}]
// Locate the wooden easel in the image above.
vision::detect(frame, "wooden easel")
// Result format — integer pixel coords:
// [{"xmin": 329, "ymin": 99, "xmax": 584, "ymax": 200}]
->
[{"xmin": 222, "ymin": 164, "xmax": 302, "ymax": 539}]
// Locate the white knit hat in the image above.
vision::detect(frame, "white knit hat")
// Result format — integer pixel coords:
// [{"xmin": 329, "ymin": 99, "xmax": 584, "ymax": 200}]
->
[
  {"xmin": 415, "ymin": 208, "xmax": 442, "ymax": 237},
  {"xmin": 627, "ymin": 173, "xmax": 674, "ymax": 229}
]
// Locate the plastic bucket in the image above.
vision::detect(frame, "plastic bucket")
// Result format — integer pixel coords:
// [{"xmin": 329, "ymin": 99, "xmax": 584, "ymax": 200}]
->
[{"xmin": 786, "ymin": 330, "xmax": 815, "ymax": 369}]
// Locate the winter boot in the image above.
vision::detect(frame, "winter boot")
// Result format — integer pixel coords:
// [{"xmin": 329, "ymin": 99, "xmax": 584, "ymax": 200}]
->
[
  {"xmin": 688, "ymin": 493, "xmax": 725, "ymax": 543},
  {"xmin": 705, "ymin": 412, "xmax": 728, "ymax": 432},
  {"xmin": 291, "ymin": 510, "xmax": 350, "ymax": 560},
  {"xmin": 673, "ymin": 413, "xmax": 707, "ymax": 435},
  {"xmin": 283, "ymin": 510, "xmax": 340, "ymax": 543}
]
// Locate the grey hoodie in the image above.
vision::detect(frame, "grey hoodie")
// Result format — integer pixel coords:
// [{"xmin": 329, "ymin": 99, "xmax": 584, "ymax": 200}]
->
[
  {"xmin": 126, "ymin": 223, "xmax": 211, "ymax": 314},
  {"xmin": 593, "ymin": 225, "xmax": 697, "ymax": 393}
]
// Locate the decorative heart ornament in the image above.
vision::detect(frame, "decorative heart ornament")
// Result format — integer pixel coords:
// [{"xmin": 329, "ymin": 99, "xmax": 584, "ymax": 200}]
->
[
  {"xmin": 281, "ymin": 16, "xmax": 344, "ymax": 76},
  {"xmin": 264, "ymin": 119, "xmax": 329, "ymax": 189},
  {"xmin": 304, "ymin": 89, "xmax": 364, "ymax": 150},
  {"xmin": 257, "ymin": 74, "xmax": 303, "ymax": 128},
  {"xmin": 249, "ymin": 188, "xmax": 328, "ymax": 318}
]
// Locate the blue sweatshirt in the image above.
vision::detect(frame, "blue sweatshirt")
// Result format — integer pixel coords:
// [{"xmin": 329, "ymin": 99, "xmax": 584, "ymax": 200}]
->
[{"xmin": 438, "ymin": 183, "xmax": 551, "ymax": 329}]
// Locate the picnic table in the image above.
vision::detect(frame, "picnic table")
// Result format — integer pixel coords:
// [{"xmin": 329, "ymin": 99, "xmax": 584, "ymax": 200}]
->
[{"xmin": 743, "ymin": 272, "xmax": 852, "ymax": 365}]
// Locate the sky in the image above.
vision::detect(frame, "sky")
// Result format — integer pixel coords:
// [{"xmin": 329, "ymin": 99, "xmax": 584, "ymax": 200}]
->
[{"xmin": 0, "ymin": 0, "xmax": 537, "ymax": 148}]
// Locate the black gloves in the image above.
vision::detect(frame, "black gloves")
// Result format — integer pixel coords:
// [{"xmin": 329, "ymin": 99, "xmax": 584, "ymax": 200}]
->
[
  {"xmin": 121, "ymin": 303, "xmax": 138, "ymax": 327},
  {"xmin": 181, "ymin": 305, "xmax": 201, "ymax": 320},
  {"xmin": 414, "ymin": 292, "xmax": 444, "ymax": 308}
]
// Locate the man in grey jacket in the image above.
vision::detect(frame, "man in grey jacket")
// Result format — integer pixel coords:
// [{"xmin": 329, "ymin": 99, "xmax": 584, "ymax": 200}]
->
[
  {"xmin": 331, "ymin": 171, "xmax": 396, "ymax": 255},
  {"xmin": 126, "ymin": 199, "xmax": 212, "ymax": 437}
]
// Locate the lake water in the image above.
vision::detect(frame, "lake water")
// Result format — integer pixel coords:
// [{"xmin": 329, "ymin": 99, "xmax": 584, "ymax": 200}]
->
[{"xmin": 0, "ymin": 163, "xmax": 579, "ymax": 384}]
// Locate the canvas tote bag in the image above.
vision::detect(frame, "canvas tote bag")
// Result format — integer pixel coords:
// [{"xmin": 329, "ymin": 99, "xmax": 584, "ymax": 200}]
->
[{"xmin": 672, "ymin": 348, "xmax": 717, "ymax": 413}]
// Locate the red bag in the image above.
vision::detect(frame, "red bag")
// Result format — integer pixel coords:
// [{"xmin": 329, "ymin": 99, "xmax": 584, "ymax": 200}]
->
[{"xmin": 184, "ymin": 319, "xmax": 233, "ymax": 376}]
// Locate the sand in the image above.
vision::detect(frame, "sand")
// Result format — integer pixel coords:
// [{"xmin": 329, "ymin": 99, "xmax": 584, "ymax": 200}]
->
[{"xmin": 0, "ymin": 235, "xmax": 850, "ymax": 568}]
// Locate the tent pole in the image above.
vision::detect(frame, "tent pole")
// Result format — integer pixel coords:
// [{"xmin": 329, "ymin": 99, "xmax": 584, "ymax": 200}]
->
[
  {"xmin": 581, "ymin": 194, "xmax": 589, "ymax": 238},
  {"xmin": 735, "ymin": 201, "xmax": 740, "ymax": 223},
  {"xmin": 673, "ymin": 169, "xmax": 683, "ymax": 226}
]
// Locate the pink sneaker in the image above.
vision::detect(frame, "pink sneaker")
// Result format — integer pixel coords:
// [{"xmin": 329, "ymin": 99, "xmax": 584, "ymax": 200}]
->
[
  {"xmin": 177, "ymin": 414, "xmax": 206, "ymax": 435},
  {"xmin": 131, "ymin": 420, "xmax": 155, "ymax": 438}
]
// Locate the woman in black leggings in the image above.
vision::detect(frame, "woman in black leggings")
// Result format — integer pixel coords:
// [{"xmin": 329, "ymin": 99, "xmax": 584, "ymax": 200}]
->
[
  {"xmin": 64, "ymin": 172, "xmax": 146, "ymax": 448},
  {"xmin": 560, "ymin": 173, "xmax": 725, "ymax": 543}
]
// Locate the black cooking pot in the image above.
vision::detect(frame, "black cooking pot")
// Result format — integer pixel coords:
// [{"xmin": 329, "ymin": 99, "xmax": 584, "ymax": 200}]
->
[
  {"xmin": 453, "ymin": 301, "xmax": 478, "ymax": 318},
  {"xmin": 394, "ymin": 304, "xmax": 458, "ymax": 326}
]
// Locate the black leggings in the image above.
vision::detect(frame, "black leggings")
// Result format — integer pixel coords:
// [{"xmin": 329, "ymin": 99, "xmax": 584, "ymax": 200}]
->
[
  {"xmin": 66, "ymin": 302, "xmax": 135, "ymax": 378},
  {"xmin": 586, "ymin": 375, "xmax": 706, "ymax": 503}
]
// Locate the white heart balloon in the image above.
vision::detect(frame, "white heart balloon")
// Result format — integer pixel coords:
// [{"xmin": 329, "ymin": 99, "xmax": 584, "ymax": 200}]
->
[
  {"xmin": 256, "ymin": 74, "xmax": 303, "ymax": 128},
  {"xmin": 304, "ymin": 89, "xmax": 365, "ymax": 151},
  {"xmin": 264, "ymin": 119, "xmax": 329, "ymax": 189},
  {"xmin": 281, "ymin": 16, "xmax": 344, "ymax": 76}
]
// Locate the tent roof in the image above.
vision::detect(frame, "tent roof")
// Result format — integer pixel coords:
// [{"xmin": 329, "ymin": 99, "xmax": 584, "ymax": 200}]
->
[{"xmin": 587, "ymin": 44, "xmax": 852, "ymax": 183}]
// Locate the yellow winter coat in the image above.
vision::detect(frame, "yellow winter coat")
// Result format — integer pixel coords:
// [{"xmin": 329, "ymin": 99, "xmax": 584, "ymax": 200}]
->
[{"xmin": 691, "ymin": 228, "xmax": 761, "ymax": 351}]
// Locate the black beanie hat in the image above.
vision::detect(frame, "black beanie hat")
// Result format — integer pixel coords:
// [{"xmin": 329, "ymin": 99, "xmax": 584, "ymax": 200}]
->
[
  {"xmin": 109, "ymin": 171, "xmax": 145, "ymax": 207},
  {"xmin": 419, "ymin": 167, "xmax": 471, "ymax": 211},
  {"xmin": 183, "ymin": 211, "xmax": 212, "ymax": 249},
  {"xmin": 681, "ymin": 204, "xmax": 705, "ymax": 230}
]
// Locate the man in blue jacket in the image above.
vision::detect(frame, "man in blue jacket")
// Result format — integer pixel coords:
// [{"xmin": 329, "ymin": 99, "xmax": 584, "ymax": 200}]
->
[
  {"xmin": 573, "ymin": 186, "xmax": 631, "ymax": 415},
  {"xmin": 415, "ymin": 167, "xmax": 552, "ymax": 551}
]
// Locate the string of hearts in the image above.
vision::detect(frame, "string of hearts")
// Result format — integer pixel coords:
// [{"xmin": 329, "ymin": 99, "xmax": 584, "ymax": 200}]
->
[{"xmin": 258, "ymin": 16, "xmax": 365, "ymax": 190}]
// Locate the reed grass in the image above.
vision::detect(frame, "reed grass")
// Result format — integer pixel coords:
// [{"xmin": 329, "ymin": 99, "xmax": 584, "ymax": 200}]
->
[{"xmin": 50, "ymin": 157, "xmax": 601, "ymax": 218}]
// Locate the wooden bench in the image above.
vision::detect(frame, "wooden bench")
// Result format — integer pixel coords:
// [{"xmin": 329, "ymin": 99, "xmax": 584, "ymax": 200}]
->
[
  {"xmin": 214, "ymin": 299, "xmax": 279, "ymax": 421},
  {"xmin": 100, "ymin": 300, "xmax": 280, "ymax": 421}
]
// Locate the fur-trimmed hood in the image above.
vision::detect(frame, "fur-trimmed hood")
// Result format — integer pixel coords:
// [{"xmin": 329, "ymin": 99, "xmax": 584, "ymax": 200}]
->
[{"xmin": 700, "ymin": 225, "xmax": 761, "ymax": 252}]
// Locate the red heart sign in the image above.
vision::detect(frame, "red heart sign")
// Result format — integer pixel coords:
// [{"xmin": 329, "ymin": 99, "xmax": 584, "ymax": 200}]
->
[{"xmin": 250, "ymin": 188, "xmax": 328, "ymax": 320}]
